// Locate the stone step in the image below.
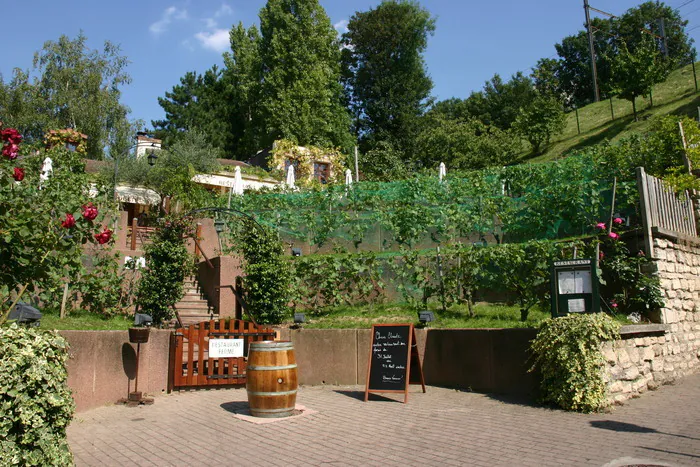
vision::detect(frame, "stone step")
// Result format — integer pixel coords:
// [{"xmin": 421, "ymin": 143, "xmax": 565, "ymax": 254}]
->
[
  {"xmin": 174, "ymin": 302, "xmax": 210, "ymax": 311},
  {"xmin": 180, "ymin": 293, "xmax": 206, "ymax": 302}
]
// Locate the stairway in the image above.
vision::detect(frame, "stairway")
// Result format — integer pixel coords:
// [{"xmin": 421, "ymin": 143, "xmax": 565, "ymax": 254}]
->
[{"xmin": 173, "ymin": 276, "xmax": 217, "ymax": 327}]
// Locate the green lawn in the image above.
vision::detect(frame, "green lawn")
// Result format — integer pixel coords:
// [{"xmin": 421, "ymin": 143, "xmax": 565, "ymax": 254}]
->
[
  {"xmin": 37, "ymin": 309, "xmax": 133, "ymax": 331},
  {"xmin": 528, "ymin": 62, "xmax": 700, "ymax": 163},
  {"xmin": 288, "ymin": 302, "xmax": 551, "ymax": 329}
]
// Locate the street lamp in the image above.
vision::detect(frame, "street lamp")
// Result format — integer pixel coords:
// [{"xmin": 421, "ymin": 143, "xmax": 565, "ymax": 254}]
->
[{"xmin": 147, "ymin": 151, "xmax": 158, "ymax": 167}]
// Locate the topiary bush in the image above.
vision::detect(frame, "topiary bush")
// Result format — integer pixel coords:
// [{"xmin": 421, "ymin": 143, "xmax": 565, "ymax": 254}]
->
[
  {"xmin": 0, "ymin": 324, "xmax": 75, "ymax": 466},
  {"xmin": 530, "ymin": 313, "xmax": 620, "ymax": 413},
  {"xmin": 137, "ymin": 216, "xmax": 195, "ymax": 326}
]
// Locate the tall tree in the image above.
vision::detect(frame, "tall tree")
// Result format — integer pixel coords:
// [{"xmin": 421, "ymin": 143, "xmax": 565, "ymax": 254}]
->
[
  {"xmin": 0, "ymin": 33, "xmax": 133, "ymax": 159},
  {"xmin": 152, "ymin": 66, "xmax": 230, "ymax": 153},
  {"xmin": 609, "ymin": 33, "xmax": 668, "ymax": 121},
  {"xmin": 222, "ymin": 23, "xmax": 263, "ymax": 157},
  {"xmin": 342, "ymin": 0, "xmax": 436, "ymax": 157},
  {"xmin": 258, "ymin": 0, "xmax": 352, "ymax": 151}
]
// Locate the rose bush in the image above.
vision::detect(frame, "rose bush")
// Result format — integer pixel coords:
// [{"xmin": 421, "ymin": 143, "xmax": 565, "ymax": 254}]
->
[{"xmin": 0, "ymin": 125, "xmax": 117, "ymax": 321}]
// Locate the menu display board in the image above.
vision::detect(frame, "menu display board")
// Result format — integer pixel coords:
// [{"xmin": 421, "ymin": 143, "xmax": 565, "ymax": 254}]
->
[{"xmin": 364, "ymin": 324, "xmax": 425, "ymax": 403}]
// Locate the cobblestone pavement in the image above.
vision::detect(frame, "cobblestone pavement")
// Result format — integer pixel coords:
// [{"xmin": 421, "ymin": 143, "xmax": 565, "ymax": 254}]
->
[{"xmin": 68, "ymin": 373, "xmax": 700, "ymax": 466}]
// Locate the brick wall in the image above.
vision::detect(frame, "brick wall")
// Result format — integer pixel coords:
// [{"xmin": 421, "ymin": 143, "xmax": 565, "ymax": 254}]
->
[{"xmin": 604, "ymin": 235, "xmax": 700, "ymax": 404}]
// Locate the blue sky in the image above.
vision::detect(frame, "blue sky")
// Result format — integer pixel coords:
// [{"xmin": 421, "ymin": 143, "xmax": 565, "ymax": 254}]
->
[{"xmin": 2, "ymin": 1, "xmax": 700, "ymax": 128}]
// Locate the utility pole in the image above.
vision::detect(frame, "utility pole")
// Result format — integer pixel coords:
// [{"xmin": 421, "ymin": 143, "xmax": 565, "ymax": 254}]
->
[
  {"xmin": 658, "ymin": 18, "xmax": 669, "ymax": 58},
  {"xmin": 584, "ymin": 0, "xmax": 600, "ymax": 102}
]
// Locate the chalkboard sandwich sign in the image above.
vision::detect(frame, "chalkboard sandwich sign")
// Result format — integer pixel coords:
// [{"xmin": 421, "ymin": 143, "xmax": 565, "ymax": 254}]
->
[{"xmin": 364, "ymin": 323, "xmax": 426, "ymax": 403}]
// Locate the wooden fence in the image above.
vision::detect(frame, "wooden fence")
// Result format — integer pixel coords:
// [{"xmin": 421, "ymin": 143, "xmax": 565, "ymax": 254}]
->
[
  {"xmin": 171, "ymin": 319, "xmax": 276, "ymax": 389},
  {"xmin": 636, "ymin": 167, "xmax": 697, "ymax": 257}
]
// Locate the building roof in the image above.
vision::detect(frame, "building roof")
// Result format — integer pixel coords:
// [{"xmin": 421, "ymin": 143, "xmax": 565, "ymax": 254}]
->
[
  {"xmin": 84, "ymin": 159, "xmax": 110, "ymax": 174},
  {"xmin": 217, "ymin": 159, "xmax": 251, "ymax": 167},
  {"xmin": 136, "ymin": 135, "xmax": 162, "ymax": 144}
]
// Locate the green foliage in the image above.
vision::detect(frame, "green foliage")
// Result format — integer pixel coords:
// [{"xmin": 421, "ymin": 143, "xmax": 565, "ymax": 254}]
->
[
  {"xmin": 609, "ymin": 33, "xmax": 669, "ymax": 120},
  {"xmin": 137, "ymin": 217, "xmax": 195, "ymax": 325},
  {"xmin": 342, "ymin": 0, "xmax": 435, "ymax": 157},
  {"xmin": 0, "ymin": 132, "xmax": 116, "ymax": 318},
  {"xmin": 513, "ymin": 94, "xmax": 566, "ymax": 154},
  {"xmin": 229, "ymin": 218, "xmax": 291, "ymax": 324},
  {"xmin": 551, "ymin": 1, "xmax": 692, "ymax": 108},
  {"xmin": 0, "ymin": 32, "xmax": 133, "ymax": 159},
  {"xmin": 530, "ymin": 313, "xmax": 620, "ymax": 412},
  {"xmin": 259, "ymin": 0, "xmax": 353, "ymax": 151},
  {"xmin": 415, "ymin": 114, "xmax": 521, "ymax": 170},
  {"xmin": 77, "ymin": 252, "xmax": 126, "ymax": 318},
  {"xmin": 0, "ymin": 325, "xmax": 75, "ymax": 466},
  {"xmin": 228, "ymin": 154, "xmax": 629, "ymax": 250},
  {"xmin": 290, "ymin": 252, "xmax": 384, "ymax": 310},
  {"xmin": 114, "ymin": 130, "xmax": 221, "ymax": 213}
]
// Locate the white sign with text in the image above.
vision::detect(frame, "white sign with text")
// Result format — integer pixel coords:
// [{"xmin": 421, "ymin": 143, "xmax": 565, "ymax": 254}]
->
[{"xmin": 208, "ymin": 338, "xmax": 244, "ymax": 358}]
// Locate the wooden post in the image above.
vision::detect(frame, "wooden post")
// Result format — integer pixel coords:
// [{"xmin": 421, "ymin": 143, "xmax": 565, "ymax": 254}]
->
[
  {"xmin": 130, "ymin": 218, "xmax": 138, "ymax": 251},
  {"xmin": 609, "ymin": 97, "xmax": 615, "ymax": 121},
  {"xmin": 679, "ymin": 121, "xmax": 692, "ymax": 174},
  {"xmin": 608, "ymin": 177, "xmax": 617, "ymax": 235},
  {"xmin": 59, "ymin": 282, "xmax": 70, "ymax": 319},
  {"xmin": 575, "ymin": 107, "xmax": 581, "ymax": 135},
  {"xmin": 636, "ymin": 167, "xmax": 655, "ymax": 258}
]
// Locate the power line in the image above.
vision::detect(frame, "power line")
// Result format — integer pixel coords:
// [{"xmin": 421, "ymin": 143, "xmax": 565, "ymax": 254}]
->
[{"xmin": 675, "ymin": 0, "xmax": 696, "ymax": 11}]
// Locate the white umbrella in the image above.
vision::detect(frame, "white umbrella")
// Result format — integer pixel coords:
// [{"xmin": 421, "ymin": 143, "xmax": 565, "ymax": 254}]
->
[
  {"xmin": 233, "ymin": 166, "xmax": 244, "ymax": 195},
  {"xmin": 438, "ymin": 162, "xmax": 446, "ymax": 183},
  {"xmin": 39, "ymin": 157, "xmax": 53, "ymax": 189},
  {"xmin": 285, "ymin": 165, "xmax": 296, "ymax": 189},
  {"xmin": 345, "ymin": 168, "xmax": 353, "ymax": 187}
]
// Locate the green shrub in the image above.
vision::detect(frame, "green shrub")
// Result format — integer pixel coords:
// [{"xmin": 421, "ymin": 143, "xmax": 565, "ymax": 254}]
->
[
  {"xmin": 0, "ymin": 324, "xmax": 75, "ymax": 466},
  {"xmin": 530, "ymin": 313, "xmax": 620, "ymax": 412},
  {"xmin": 137, "ymin": 217, "xmax": 195, "ymax": 326},
  {"xmin": 233, "ymin": 218, "xmax": 291, "ymax": 325}
]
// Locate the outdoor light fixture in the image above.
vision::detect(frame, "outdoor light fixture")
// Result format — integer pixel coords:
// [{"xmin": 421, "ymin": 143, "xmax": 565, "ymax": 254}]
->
[
  {"xmin": 291, "ymin": 313, "xmax": 306, "ymax": 329},
  {"xmin": 214, "ymin": 219, "xmax": 225, "ymax": 234},
  {"xmin": 418, "ymin": 310, "xmax": 435, "ymax": 325},
  {"xmin": 8, "ymin": 302, "xmax": 42, "ymax": 327},
  {"xmin": 291, "ymin": 247, "xmax": 302, "ymax": 257},
  {"xmin": 133, "ymin": 313, "xmax": 153, "ymax": 327},
  {"xmin": 147, "ymin": 151, "xmax": 158, "ymax": 167}
]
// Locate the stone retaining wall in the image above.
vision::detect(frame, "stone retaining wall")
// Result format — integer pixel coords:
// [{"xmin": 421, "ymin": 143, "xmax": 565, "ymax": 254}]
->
[{"xmin": 604, "ymin": 235, "xmax": 700, "ymax": 403}]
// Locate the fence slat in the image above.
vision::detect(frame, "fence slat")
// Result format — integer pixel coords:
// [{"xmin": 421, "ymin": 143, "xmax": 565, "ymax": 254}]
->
[{"xmin": 639, "ymin": 169, "xmax": 696, "ymax": 237}]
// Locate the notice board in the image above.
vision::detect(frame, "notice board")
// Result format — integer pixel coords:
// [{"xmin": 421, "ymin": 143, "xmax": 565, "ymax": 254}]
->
[{"xmin": 364, "ymin": 323, "xmax": 425, "ymax": 403}]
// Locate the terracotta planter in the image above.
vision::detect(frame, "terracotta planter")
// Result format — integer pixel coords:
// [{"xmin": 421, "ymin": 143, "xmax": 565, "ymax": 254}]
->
[{"xmin": 128, "ymin": 327, "xmax": 150, "ymax": 344}]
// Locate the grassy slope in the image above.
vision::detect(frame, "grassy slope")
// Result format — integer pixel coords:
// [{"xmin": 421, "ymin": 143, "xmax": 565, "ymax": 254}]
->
[{"xmin": 528, "ymin": 61, "xmax": 700, "ymax": 163}]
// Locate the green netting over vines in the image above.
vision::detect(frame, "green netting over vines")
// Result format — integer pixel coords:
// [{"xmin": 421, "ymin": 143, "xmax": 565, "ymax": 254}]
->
[{"xmin": 222, "ymin": 154, "xmax": 639, "ymax": 252}]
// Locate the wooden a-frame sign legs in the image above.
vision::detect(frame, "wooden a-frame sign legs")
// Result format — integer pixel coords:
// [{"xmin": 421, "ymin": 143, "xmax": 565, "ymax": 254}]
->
[{"xmin": 364, "ymin": 323, "xmax": 426, "ymax": 403}]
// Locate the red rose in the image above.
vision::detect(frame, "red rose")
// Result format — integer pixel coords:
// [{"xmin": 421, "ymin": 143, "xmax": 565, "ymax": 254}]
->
[
  {"xmin": 81, "ymin": 202, "xmax": 98, "ymax": 221},
  {"xmin": 94, "ymin": 228, "xmax": 112, "ymax": 245},
  {"xmin": 1, "ymin": 128, "xmax": 22, "ymax": 145},
  {"xmin": 12, "ymin": 167, "xmax": 24, "ymax": 181},
  {"xmin": 2, "ymin": 143, "xmax": 19, "ymax": 160},
  {"xmin": 61, "ymin": 213, "xmax": 76, "ymax": 229}
]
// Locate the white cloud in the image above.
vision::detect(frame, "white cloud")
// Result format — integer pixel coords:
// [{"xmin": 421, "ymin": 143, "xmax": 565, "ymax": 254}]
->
[
  {"xmin": 150, "ymin": 6, "xmax": 189, "ymax": 36},
  {"xmin": 214, "ymin": 4, "xmax": 233, "ymax": 18},
  {"xmin": 194, "ymin": 3, "xmax": 233, "ymax": 53},
  {"xmin": 334, "ymin": 19, "xmax": 348, "ymax": 34},
  {"xmin": 195, "ymin": 29, "xmax": 230, "ymax": 52}
]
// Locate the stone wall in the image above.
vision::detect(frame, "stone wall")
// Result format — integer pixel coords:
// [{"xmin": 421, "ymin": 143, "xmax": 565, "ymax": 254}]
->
[{"xmin": 604, "ymin": 234, "xmax": 700, "ymax": 404}]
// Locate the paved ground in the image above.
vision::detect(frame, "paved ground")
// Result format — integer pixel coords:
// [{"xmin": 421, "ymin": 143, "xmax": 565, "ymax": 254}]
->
[{"xmin": 68, "ymin": 374, "xmax": 700, "ymax": 466}]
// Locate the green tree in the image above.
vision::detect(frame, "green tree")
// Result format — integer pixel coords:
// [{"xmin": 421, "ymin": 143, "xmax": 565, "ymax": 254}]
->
[
  {"xmin": 609, "ymin": 34, "xmax": 668, "ymax": 121},
  {"xmin": 342, "ymin": 0, "xmax": 435, "ymax": 158},
  {"xmin": 0, "ymin": 33, "xmax": 133, "ymax": 159},
  {"xmin": 258, "ymin": 0, "xmax": 352, "ymax": 151},
  {"xmin": 114, "ymin": 130, "xmax": 221, "ymax": 213},
  {"xmin": 152, "ymin": 66, "xmax": 231, "ymax": 154},
  {"xmin": 415, "ymin": 114, "xmax": 520, "ymax": 170},
  {"xmin": 222, "ymin": 23, "xmax": 263, "ymax": 157},
  {"xmin": 513, "ymin": 94, "xmax": 566, "ymax": 154}
]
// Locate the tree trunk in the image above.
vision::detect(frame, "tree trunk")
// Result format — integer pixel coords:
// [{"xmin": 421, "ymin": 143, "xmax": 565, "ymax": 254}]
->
[
  {"xmin": 520, "ymin": 307, "xmax": 529, "ymax": 322},
  {"xmin": 632, "ymin": 98, "xmax": 638, "ymax": 121}
]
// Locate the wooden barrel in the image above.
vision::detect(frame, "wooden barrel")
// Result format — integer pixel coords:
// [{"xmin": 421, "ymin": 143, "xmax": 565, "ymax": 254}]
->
[{"xmin": 246, "ymin": 341, "xmax": 298, "ymax": 418}]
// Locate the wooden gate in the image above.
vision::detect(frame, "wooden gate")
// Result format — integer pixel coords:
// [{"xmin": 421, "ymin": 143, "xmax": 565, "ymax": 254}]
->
[{"xmin": 172, "ymin": 319, "xmax": 276, "ymax": 388}]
